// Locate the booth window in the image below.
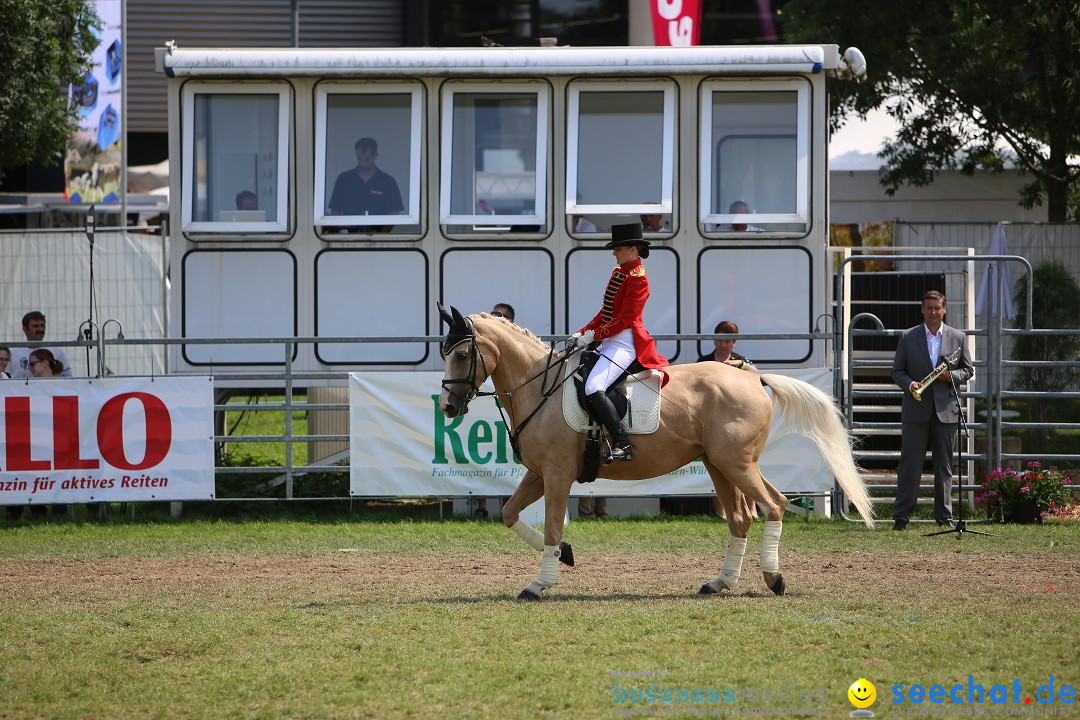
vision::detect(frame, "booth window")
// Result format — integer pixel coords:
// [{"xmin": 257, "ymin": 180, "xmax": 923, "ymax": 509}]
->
[
  {"xmin": 181, "ymin": 83, "xmax": 291, "ymax": 235},
  {"xmin": 440, "ymin": 82, "xmax": 549, "ymax": 234},
  {"xmin": 700, "ymin": 81, "xmax": 810, "ymax": 234},
  {"xmin": 566, "ymin": 81, "xmax": 675, "ymax": 236},
  {"xmin": 315, "ymin": 83, "xmax": 423, "ymax": 238}
]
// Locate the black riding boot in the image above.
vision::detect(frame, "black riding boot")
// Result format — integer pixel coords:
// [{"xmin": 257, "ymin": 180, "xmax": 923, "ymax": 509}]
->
[{"xmin": 586, "ymin": 391, "xmax": 632, "ymax": 461}]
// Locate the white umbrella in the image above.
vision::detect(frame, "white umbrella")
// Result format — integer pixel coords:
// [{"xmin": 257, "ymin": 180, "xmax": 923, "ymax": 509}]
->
[{"xmin": 975, "ymin": 222, "xmax": 1016, "ymax": 320}]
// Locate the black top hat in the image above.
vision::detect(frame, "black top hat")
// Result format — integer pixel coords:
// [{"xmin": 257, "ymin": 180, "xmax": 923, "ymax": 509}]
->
[{"xmin": 605, "ymin": 222, "xmax": 650, "ymax": 258}]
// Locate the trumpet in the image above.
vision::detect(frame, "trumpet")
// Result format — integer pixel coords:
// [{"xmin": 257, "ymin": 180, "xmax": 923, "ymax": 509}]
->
[{"xmin": 912, "ymin": 347, "xmax": 962, "ymax": 401}]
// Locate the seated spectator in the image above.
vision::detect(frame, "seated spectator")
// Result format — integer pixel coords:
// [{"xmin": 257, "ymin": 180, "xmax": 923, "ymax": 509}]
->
[
  {"xmin": 706, "ymin": 200, "xmax": 765, "ymax": 233},
  {"xmin": 697, "ymin": 320, "xmax": 757, "ymax": 370},
  {"xmin": 9, "ymin": 311, "xmax": 72, "ymax": 378},
  {"xmin": 640, "ymin": 211, "xmax": 670, "ymax": 233},
  {"xmin": 490, "ymin": 303, "xmax": 515, "ymax": 322},
  {"xmin": 29, "ymin": 349, "xmax": 65, "ymax": 378},
  {"xmin": 236, "ymin": 190, "xmax": 258, "ymax": 210}
]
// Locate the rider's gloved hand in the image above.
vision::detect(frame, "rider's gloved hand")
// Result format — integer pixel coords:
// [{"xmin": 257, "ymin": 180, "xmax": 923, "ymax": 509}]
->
[{"xmin": 568, "ymin": 330, "xmax": 594, "ymax": 349}]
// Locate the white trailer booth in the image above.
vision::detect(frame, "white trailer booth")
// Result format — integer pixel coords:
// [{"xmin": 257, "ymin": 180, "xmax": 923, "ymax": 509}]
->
[{"xmin": 156, "ymin": 44, "xmax": 863, "ymax": 510}]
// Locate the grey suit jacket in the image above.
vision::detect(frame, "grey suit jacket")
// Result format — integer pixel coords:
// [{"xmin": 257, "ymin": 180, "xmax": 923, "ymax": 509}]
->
[{"xmin": 892, "ymin": 323, "xmax": 974, "ymax": 424}]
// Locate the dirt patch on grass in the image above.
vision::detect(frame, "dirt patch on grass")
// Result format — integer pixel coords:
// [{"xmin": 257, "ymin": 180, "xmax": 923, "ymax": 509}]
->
[{"xmin": 2, "ymin": 548, "xmax": 1076, "ymax": 603}]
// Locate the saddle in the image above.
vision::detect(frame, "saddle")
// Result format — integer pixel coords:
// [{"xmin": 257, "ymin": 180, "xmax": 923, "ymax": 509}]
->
[
  {"xmin": 562, "ymin": 350, "xmax": 664, "ymax": 482},
  {"xmin": 563, "ymin": 350, "xmax": 663, "ymax": 434}
]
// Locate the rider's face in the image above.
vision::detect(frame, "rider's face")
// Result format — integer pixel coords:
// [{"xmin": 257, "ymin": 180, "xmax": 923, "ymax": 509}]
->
[{"xmin": 612, "ymin": 245, "xmax": 638, "ymax": 265}]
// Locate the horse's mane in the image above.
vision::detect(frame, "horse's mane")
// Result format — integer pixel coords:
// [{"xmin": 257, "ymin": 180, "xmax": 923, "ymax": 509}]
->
[{"xmin": 474, "ymin": 312, "xmax": 550, "ymax": 350}]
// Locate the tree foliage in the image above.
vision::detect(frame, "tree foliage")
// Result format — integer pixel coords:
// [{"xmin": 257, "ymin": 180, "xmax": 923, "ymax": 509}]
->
[
  {"xmin": 783, "ymin": 0, "xmax": 1080, "ymax": 221},
  {"xmin": 1010, "ymin": 260, "xmax": 1080, "ymax": 422},
  {"xmin": 0, "ymin": 0, "xmax": 99, "ymax": 180}
]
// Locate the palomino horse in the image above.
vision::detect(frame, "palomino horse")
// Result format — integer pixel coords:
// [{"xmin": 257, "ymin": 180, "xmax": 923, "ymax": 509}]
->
[{"xmin": 437, "ymin": 306, "xmax": 874, "ymax": 600}]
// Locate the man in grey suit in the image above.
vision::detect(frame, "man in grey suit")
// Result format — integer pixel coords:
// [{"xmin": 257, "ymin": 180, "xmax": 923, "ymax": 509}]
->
[{"xmin": 891, "ymin": 290, "xmax": 974, "ymax": 530}]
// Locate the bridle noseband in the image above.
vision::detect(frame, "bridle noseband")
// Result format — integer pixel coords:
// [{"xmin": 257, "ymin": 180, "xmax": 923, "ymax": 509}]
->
[
  {"xmin": 438, "ymin": 309, "xmax": 582, "ymax": 461},
  {"xmin": 440, "ymin": 334, "xmax": 489, "ymax": 409}
]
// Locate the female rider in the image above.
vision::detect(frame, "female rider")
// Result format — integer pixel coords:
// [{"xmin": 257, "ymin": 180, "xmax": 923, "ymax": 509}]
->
[{"xmin": 569, "ymin": 222, "xmax": 667, "ymax": 460}]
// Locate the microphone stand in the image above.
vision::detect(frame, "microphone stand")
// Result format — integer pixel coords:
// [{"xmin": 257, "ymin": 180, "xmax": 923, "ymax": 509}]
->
[
  {"xmin": 924, "ymin": 360, "xmax": 995, "ymax": 539},
  {"xmin": 83, "ymin": 205, "xmax": 96, "ymax": 377}
]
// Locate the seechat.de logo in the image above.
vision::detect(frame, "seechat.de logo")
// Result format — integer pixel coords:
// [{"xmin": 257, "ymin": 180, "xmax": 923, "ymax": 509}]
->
[{"xmin": 848, "ymin": 678, "xmax": 877, "ymax": 717}]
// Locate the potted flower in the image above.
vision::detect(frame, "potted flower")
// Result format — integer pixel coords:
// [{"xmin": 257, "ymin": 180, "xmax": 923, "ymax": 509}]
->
[{"xmin": 975, "ymin": 462, "xmax": 1072, "ymax": 524}]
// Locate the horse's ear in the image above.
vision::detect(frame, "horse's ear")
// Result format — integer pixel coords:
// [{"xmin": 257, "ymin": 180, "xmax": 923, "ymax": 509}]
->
[
  {"xmin": 437, "ymin": 301, "xmax": 454, "ymax": 329},
  {"xmin": 450, "ymin": 306, "xmax": 466, "ymax": 331}
]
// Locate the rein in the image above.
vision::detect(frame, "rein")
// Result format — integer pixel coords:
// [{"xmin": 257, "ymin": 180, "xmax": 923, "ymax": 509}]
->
[{"xmin": 442, "ymin": 333, "xmax": 580, "ymax": 461}]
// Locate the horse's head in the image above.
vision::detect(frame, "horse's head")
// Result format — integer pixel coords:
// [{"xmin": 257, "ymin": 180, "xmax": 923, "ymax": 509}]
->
[{"xmin": 437, "ymin": 303, "xmax": 492, "ymax": 418}]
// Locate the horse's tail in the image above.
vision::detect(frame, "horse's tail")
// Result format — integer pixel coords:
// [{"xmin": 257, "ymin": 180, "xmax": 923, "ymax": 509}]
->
[{"xmin": 760, "ymin": 373, "xmax": 875, "ymax": 528}]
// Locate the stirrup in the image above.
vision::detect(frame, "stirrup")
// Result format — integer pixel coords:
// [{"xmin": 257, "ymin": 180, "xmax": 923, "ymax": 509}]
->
[{"xmin": 609, "ymin": 439, "xmax": 632, "ymax": 462}]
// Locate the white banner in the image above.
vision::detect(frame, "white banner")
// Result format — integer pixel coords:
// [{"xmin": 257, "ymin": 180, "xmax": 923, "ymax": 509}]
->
[
  {"xmin": 350, "ymin": 369, "xmax": 836, "ymax": 497},
  {"xmin": 0, "ymin": 377, "xmax": 214, "ymax": 505}
]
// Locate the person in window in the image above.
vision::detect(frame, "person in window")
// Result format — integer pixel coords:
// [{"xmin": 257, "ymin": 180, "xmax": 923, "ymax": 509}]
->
[
  {"xmin": 328, "ymin": 137, "xmax": 404, "ymax": 233},
  {"xmin": 569, "ymin": 222, "xmax": 668, "ymax": 462},
  {"xmin": 696, "ymin": 320, "xmax": 757, "ymax": 370},
  {"xmin": 574, "ymin": 215, "xmax": 597, "ymax": 233},
  {"xmin": 640, "ymin": 211, "xmax": 670, "ymax": 233},
  {"xmin": 708, "ymin": 200, "xmax": 765, "ymax": 233},
  {"xmin": 235, "ymin": 190, "xmax": 258, "ymax": 210},
  {"xmin": 572, "ymin": 193, "xmax": 597, "ymax": 233}
]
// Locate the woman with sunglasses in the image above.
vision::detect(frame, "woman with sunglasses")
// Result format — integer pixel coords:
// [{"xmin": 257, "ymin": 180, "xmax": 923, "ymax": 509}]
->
[{"xmin": 28, "ymin": 349, "xmax": 66, "ymax": 378}]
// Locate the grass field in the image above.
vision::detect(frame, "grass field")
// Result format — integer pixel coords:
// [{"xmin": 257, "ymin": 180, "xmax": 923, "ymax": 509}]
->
[{"xmin": 2, "ymin": 514, "xmax": 1078, "ymax": 719}]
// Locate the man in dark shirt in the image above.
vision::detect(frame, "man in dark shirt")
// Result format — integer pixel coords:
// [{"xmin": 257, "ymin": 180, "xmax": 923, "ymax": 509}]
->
[{"xmin": 328, "ymin": 137, "xmax": 404, "ymax": 221}]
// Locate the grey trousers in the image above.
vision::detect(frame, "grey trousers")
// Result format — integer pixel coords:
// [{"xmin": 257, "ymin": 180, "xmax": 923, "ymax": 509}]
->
[{"xmin": 894, "ymin": 416, "xmax": 956, "ymax": 523}]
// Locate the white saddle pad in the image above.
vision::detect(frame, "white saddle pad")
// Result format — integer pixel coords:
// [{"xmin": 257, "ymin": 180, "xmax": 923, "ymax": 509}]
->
[{"xmin": 561, "ymin": 361, "xmax": 663, "ymax": 434}]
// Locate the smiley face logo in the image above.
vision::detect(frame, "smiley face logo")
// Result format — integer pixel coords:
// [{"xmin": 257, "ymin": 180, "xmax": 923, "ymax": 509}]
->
[{"xmin": 848, "ymin": 678, "xmax": 877, "ymax": 709}]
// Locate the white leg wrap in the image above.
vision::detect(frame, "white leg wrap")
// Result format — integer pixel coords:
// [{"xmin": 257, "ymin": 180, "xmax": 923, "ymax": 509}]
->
[
  {"xmin": 511, "ymin": 519, "xmax": 545, "ymax": 552},
  {"xmin": 534, "ymin": 545, "xmax": 562, "ymax": 589},
  {"xmin": 759, "ymin": 520, "xmax": 782, "ymax": 574},
  {"xmin": 705, "ymin": 535, "xmax": 747, "ymax": 591}
]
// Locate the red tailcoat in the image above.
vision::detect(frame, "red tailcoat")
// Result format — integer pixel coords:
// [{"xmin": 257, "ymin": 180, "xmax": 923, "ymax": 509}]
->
[{"xmin": 579, "ymin": 258, "xmax": 668, "ymax": 369}]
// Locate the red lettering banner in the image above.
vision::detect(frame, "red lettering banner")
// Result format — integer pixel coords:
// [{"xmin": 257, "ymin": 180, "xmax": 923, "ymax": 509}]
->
[
  {"xmin": 651, "ymin": 0, "xmax": 702, "ymax": 47},
  {"xmin": 0, "ymin": 377, "xmax": 214, "ymax": 504}
]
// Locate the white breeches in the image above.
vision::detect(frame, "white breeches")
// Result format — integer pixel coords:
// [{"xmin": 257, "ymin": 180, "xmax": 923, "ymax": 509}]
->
[{"xmin": 584, "ymin": 330, "xmax": 635, "ymax": 395}]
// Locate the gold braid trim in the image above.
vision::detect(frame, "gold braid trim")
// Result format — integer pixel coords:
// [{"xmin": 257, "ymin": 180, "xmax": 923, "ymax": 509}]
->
[{"xmin": 600, "ymin": 269, "xmax": 628, "ymax": 325}]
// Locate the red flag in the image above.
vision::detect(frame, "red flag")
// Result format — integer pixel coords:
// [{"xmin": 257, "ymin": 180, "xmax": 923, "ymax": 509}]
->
[{"xmin": 651, "ymin": 0, "xmax": 702, "ymax": 46}]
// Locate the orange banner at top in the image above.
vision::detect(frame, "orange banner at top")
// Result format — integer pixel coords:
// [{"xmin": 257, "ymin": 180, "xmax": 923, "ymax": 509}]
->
[{"xmin": 651, "ymin": 0, "xmax": 702, "ymax": 46}]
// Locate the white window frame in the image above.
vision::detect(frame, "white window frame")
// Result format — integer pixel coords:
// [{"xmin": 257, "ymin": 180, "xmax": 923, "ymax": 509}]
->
[
  {"xmin": 699, "ymin": 79, "xmax": 809, "ymax": 228},
  {"xmin": 566, "ymin": 80, "xmax": 676, "ymax": 217},
  {"xmin": 314, "ymin": 82, "xmax": 423, "ymax": 229},
  {"xmin": 181, "ymin": 82, "xmax": 291, "ymax": 234},
  {"xmin": 439, "ymin": 81, "xmax": 549, "ymax": 227}
]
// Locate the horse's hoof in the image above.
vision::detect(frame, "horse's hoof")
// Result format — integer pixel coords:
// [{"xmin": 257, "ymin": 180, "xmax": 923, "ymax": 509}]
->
[
  {"xmin": 765, "ymin": 572, "xmax": 785, "ymax": 596},
  {"xmin": 516, "ymin": 587, "xmax": 542, "ymax": 601},
  {"xmin": 559, "ymin": 541, "xmax": 575, "ymax": 567},
  {"xmin": 697, "ymin": 583, "xmax": 719, "ymax": 595}
]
